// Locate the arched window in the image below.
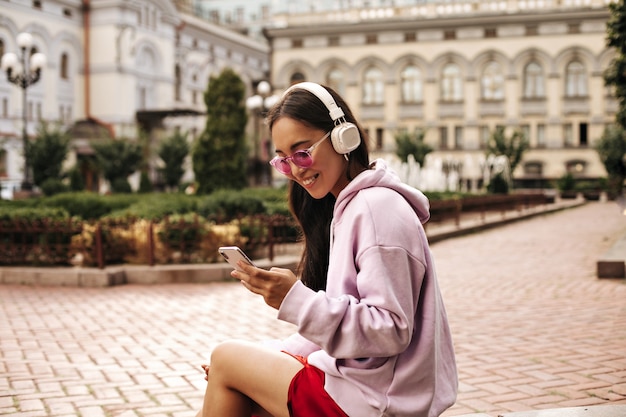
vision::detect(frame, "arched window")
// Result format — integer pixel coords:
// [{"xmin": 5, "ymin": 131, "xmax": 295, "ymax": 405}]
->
[
  {"xmin": 481, "ymin": 61, "xmax": 504, "ymax": 100},
  {"xmin": 363, "ymin": 66, "xmax": 384, "ymax": 105},
  {"xmin": 566, "ymin": 159, "xmax": 587, "ymax": 175},
  {"xmin": 441, "ymin": 63, "xmax": 462, "ymax": 101},
  {"xmin": 174, "ymin": 64, "xmax": 181, "ymax": 101},
  {"xmin": 523, "ymin": 61, "xmax": 544, "ymax": 98},
  {"xmin": 325, "ymin": 68, "xmax": 345, "ymax": 96},
  {"xmin": 290, "ymin": 72, "xmax": 306, "ymax": 85},
  {"xmin": 400, "ymin": 65, "xmax": 422, "ymax": 103},
  {"xmin": 60, "ymin": 53, "xmax": 69, "ymax": 79},
  {"xmin": 0, "ymin": 149, "xmax": 6, "ymax": 177},
  {"xmin": 565, "ymin": 60, "xmax": 587, "ymax": 97},
  {"xmin": 523, "ymin": 161, "xmax": 543, "ymax": 176}
]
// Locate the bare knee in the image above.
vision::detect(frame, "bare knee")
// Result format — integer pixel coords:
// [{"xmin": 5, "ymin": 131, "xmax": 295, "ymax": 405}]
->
[{"xmin": 208, "ymin": 340, "xmax": 249, "ymax": 383}]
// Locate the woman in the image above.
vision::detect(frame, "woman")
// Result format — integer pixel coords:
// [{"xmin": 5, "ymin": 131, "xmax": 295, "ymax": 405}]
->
[{"xmin": 196, "ymin": 82, "xmax": 457, "ymax": 417}]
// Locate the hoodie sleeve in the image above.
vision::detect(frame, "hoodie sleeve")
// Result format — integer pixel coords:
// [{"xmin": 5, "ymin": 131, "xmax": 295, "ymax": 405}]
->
[{"xmin": 279, "ymin": 188, "xmax": 426, "ymax": 359}]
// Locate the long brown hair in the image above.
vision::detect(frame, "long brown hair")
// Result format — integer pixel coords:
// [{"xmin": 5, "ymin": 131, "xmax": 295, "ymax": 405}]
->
[{"xmin": 266, "ymin": 84, "xmax": 370, "ymax": 291}]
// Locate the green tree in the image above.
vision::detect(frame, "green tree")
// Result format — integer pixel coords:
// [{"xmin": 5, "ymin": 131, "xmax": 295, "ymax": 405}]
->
[
  {"xmin": 394, "ymin": 129, "xmax": 432, "ymax": 166},
  {"xmin": 158, "ymin": 131, "xmax": 189, "ymax": 190},
  {"xmin": 601, "ymin": 0, "xmax": 626, "ymax": 197},
  {"xmin": 27, "ymin": 123, "xmax": 70, "ymax": 188},
  {"xmin": 192, "ymin": 68, "xmax": 248, "ymax": 194},
  {"xmin": 595, "ymin": 125, "xmax": 626, "ymax": 198},
  {"xmin": 92, "ymin": 139, "xmax": 143, "ymax": 193},
  {"xmin": 486, "ymin": 126, "xmax": 529, "ymax": 176},
  {"xmin": 605, "ymin": 0, "xmax": 626, "ymax": 128}
]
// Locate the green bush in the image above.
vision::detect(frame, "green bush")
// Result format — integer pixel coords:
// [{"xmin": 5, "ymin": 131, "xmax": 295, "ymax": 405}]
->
[
  {"xmin": 157, "ymin": 213, "xmax": 207, "ymax": 252},
  {"xmin": 0, "ymin": 206, "xmax": 69, "ymax": 221},
  {"xmin": 69, "ymin": 167, "xmax": 85, "ymax": 192},
  {"xmin": 197, "ymin": 189, "xmax": 267, "ymax": 220},
  {"xmin": 111, "ymin": 178, "xmax": 132, "ymax": 193},
  {"xmin": 139, "ymin": 172, "xmax": 154, "ymax": 193},
  {"xmin": 40, "ymin": 178, "xmax": 70, "ymax": 196},
  {"xmin": 42, "ymin": 192, "xmax": 138, "ymax": 220},
  {"xmin": 557, "ymin": 173, "xmax": 576, "ymax": 192},
  {"xmin": 487, "ymin": 173, "xmax": 510, "ymax": 194},
  {"xmin": 107, "ymin": 193, "xmax": 198, "ymax": 220}
]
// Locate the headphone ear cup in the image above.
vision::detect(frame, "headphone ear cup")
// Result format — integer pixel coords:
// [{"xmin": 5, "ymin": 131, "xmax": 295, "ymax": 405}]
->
[{"xmin": 331, "ymin": 123, "xmax": 361, "ymax": 154}]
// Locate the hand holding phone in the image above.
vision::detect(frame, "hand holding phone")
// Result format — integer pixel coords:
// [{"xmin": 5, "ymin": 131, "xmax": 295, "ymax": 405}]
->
[{"xmin": 218, "ymin": 246, "xmax": 256, "ymax": 271}]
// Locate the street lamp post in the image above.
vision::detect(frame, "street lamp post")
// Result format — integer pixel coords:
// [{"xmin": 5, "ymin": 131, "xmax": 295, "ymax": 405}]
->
[
  {"xmin": 246, "ymin": 80, "xmax": 279, "ymax": 185},
  {"xmin": 1, "ymin": 32, "xmax": 47, "ymax": 191}
]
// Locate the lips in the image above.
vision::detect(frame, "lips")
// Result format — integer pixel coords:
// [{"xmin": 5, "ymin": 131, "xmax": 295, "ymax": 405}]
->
[{"xmin": 301, "ymin": 173, "xmax": 319, "ymax": 187}]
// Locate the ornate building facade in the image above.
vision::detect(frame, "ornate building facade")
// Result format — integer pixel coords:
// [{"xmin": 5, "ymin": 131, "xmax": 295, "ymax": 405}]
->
[
  {"xmin": 0, "ymin": 0, "xmax": 269, "ymax": 196},
  {"xmin": 264, "ymin": 0, "xmax": 617, "ymax": 188}
]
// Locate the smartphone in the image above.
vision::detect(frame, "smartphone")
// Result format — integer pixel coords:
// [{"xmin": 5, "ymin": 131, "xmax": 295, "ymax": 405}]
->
[{"xmin": 218, "ymin": 246, "xmax": 256, "ymax": 271}]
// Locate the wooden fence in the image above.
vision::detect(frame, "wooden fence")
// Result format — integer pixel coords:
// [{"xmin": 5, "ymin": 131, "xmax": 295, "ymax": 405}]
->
[
  {"xmin": 0, "ymin": 193, "xmax": 553, "ymax": 268},
  {"xmin": 0, "ymin": 214, "xmax": 300, "ymax": 268}
]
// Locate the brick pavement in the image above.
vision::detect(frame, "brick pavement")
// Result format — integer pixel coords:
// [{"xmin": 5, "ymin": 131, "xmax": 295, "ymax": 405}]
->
[{"xmin": 1, "ymin": 201, "xmax": 625, "ymax": 416}]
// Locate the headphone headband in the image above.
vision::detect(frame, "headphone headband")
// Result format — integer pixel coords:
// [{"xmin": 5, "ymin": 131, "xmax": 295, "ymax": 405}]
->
[{"xmin": 283, "ymin": 82, "xmax": 346, "ymax": 122}]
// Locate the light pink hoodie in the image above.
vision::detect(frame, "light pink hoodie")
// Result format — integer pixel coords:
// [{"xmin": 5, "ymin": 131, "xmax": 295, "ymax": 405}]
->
[{"xmin": 276, "ymin": 159, "xmax": 458, "ymax": 417}]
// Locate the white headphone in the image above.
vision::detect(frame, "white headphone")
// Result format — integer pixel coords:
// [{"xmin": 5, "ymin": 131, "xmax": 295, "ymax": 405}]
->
[{"xmin": 282, "ymin": 82, "xmax": 361, "ymax": 155}]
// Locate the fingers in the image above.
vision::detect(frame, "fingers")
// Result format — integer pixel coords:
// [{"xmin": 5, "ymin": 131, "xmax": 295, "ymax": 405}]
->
[{"xmin": 201, "ymin": 364, "xmax": 210, "ymax": 381}]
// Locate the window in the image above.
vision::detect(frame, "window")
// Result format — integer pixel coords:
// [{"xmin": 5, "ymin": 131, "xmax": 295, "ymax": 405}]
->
[
  {"xmin": 485, "ymin": 28, "xmax": 497, "ymax": 38},
  {"xmin": 33, "ymin": 0, "xmax": 42, "ymax": 9},
  {"xmin": 568, "ymin": 23, "xmax": 580, "ymax": 34},
  {"xmin": 481, "ymin": 61, "xmax": 504, "ymax": 100},
  {"xmin": 292, "ymin": 39, "xmax": 303, "ymax": 48},
  {"xmin": 566, "ymin": 160, "xmax": 586, "ymax": 175},
  {"xmin": 480, "ymin": 126, "xmax": 490, "ymax": 149},
  {"xmin": 444, "ymin": 30, "xmax": 456, "ymax": 40},
  {"xmin": 60, "ymin": 53, "xmax": 69, "ymax": 79},
  {"xmin": 520, "ymin": 125, "xmax": 530, "ymax": 146},
  {"xmin": 565, "ymin": 60, "xmax": 587, "ymax": 97},
  {"xmin": 325, "ymin": 69, "xmax": 345, "ymax": 96},
  {"xmin": 439, "ymin": 126, "xmax": 448, "ymax": 149},
  {"xmin": 375, "ymin": 128, "xmax": 383, "ymax": 150},
  {"xmin": 454, "ymin": 126, "xmax": 463, "ymax": 149},
  {"xmin": 526, "ymin": 25, "xmax": 538, "ymax": 36},
  {"xmin": 579, "ymin": 123, "xmax": 588, "ymax": 147},
  {"xmin": 328, "ymin": 36, "xmax": 339, "ymax": 47},
  {"xmin": 524, "ymin": 161, "xmax": 543, "ymax": 176},
  {"xmin": 290, "ymin": 72, "xmax": 306, "ymax": 85},
  {"xmin": 366, "ymin": 34, "xmax": 377, "ymax": 45},
  {"xmin": 537, "ymin": 124, "xmax": 546, "ymax": 148},
  {"xmin": 0, "ymin": 149, "xmax": 6, "ymax": 177},
  {"xmin": 564, "ymin": 124, "xmax": 574, "ymax": 147},
  {"xmin": 363, "ymin": 67, "xmax": 384, "ymax": 105},
  {"xmin": 441, "ymin": 63, "xmax": 462, "ymax": 101},
  {"xmin": 174, "ymin": 64, "xmax": 181, "ymax": 101},
  {"xmin": 523, "ymin": 61, "xmax": 544, "ymax": 98},
  {"xmin": 404, "ymin": 32, "xmax": 416, "ymax": 42},
  {"xmin": 400, "ymin": 65, "xmax": 422, "ymax": 103}
]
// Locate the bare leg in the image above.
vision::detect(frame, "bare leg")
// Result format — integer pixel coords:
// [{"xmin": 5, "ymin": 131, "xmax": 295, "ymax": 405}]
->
[{"xmin": 198, "ymin": 340, "xmax": 304, "ymax": 417}]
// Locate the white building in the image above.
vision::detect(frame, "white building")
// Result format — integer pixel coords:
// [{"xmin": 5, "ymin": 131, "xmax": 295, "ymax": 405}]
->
[
  {"xmin": 1, "ymin": 0, "xmax": 619, "ymax": 196},
  {"xmin": 263, "ymin": 0, "xmax": 618, "ymax": 190},
  {"xmin": 0, "ymin": 0, "xmax": 270, "ymax": 196}
]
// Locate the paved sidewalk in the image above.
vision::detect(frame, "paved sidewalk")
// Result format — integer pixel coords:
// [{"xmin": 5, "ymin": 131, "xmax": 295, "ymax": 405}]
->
[{"xmin": 1, "ymin": 201, "xmax": 625, "ymax": 416}]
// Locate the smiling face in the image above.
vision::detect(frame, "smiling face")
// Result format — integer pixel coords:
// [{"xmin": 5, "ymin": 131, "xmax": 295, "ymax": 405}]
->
[{"xmin": 271, "ymin": 117, "xmax": 349, "ymax": 199}]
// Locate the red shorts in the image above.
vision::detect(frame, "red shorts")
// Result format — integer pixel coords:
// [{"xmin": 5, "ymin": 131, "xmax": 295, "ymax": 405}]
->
[{"xmin": 286, "ymin": 354, "xmax": 349, "ymax": 417}]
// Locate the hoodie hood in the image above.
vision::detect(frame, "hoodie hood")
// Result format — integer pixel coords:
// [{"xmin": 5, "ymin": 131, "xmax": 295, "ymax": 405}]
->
[{"xmin": 335, "ymin": 158, "xmax": 430, "ymax": 224}]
